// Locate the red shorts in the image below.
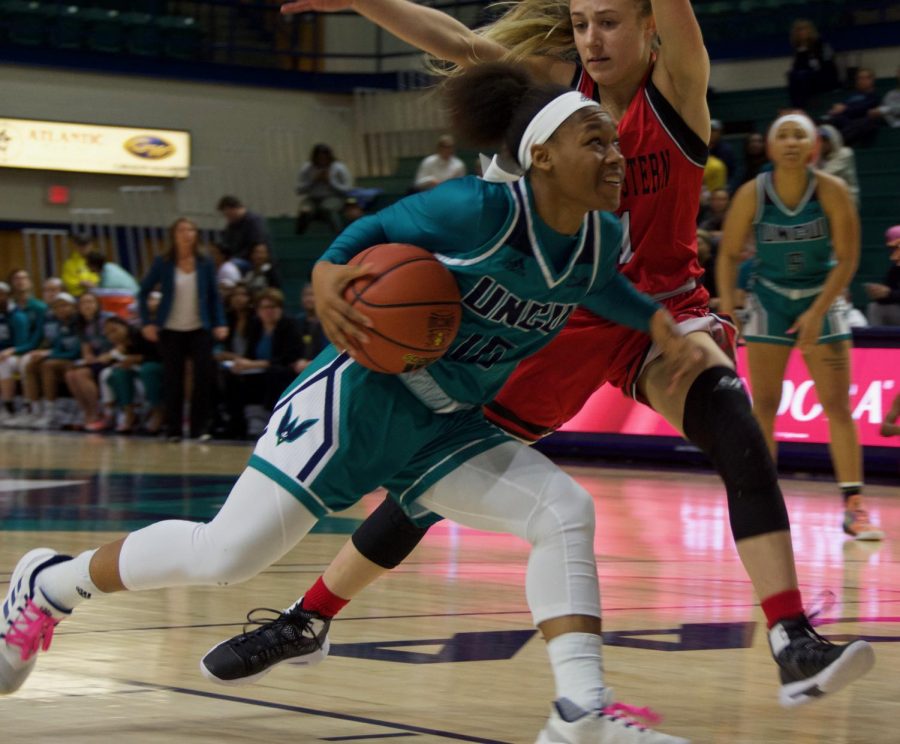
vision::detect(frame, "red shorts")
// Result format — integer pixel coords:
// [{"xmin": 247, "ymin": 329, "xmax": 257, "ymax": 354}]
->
[{"xmin": 483, "ymin": 285, "xmax": 736, "ymax": 441}]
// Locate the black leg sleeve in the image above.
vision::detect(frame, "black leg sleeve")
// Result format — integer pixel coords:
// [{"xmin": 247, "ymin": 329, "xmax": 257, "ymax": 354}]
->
[
  {"xmin": 681, "ymin": 366, "xmax": 791, "ymax": 541},
  {"xmin": 351, "ymin": 496, "xmax": 431, "ymax": 569}
]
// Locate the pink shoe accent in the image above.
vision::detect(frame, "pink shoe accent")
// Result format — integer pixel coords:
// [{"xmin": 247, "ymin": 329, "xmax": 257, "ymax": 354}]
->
[
  {"xmin": 602, "ymin": 701, "xmax": 663, "ymax": 730},
  {"xmin": 5, "ymin": 598, "xmax": 60, "ymax": 662}
]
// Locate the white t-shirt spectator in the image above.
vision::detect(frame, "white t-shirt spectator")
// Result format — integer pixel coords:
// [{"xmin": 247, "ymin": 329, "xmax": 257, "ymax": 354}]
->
[
  {"xmin": 217, "ymin": 260, "xmax": 243, "ymax": 289},
  {"xmin": 414, "ymin": 154, "xmax": 466, "ymax": 191}
]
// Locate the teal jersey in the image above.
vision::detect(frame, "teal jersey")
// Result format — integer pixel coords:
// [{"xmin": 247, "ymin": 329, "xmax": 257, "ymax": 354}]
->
[
  {"xmin": 11, "ymin": 297, "xmax": 47, "ymax": 354},
  {"xmin": 321, "ymin": 176, "xmax": 659, "ymax": 409},
  {"xmin": 751, "ymin": 170, "xmax": 834, "ymax": 290}
]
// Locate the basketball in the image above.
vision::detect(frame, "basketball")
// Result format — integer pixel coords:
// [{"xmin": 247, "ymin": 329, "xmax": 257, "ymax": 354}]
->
[{"xmin": 343, "ymin": 243, "xmax": 462, "ymax": 374}]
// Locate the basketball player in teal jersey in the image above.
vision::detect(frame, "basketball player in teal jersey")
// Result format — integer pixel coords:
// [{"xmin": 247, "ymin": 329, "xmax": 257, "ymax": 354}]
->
[
  {"xmin": 718, "ymin": 112, "xmax": 883, "ymax": 541},
  {"xmin": 1, "ymin": 64, "xmax": 709, "ymax": 743}
]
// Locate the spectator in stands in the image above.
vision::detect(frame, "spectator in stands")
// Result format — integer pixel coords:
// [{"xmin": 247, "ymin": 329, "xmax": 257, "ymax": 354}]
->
[
  {"xmin": 709, "ymin": 120, "xmax": 737, "ymax": 192},
  {"xmin": 870, "ymin": 65, "xmax": 900, "ymax": 129},
  {"xmin": 98, "ymin": 316, "xmax": 163, "ymax": 434},
  {"xmin": 42, "ymin": 277, "xmax": 63, "ymax": 305},
  {"xmin": 699, "ymin": 188, "xmax": 730, "ymax": 246},
  {"xmin": 3, "ymin": 269, "xmax": 48, "ymax": 426},
  {"xmin": 211, "ymin": 243, "xmax": 244, "ymax": 297},
  {"xmin": 741, "ymin": 133, "xmax": 769, "ymax": 185},
  {"xmin": 786, "ymin": 19, "xmax": 838, "ymax": 109},
  {"xmin": 217, "ymin": 283, "xmax": 254, "ymax": 363},
  {"xmin": 295, "ymin": 143, "xmax": 353, "ymax": 234},
  {"xmin": 296, "ymin": 282, "xmax": 326, "ymax": 367},
  {"xmin": 697, "ymin": 229, "xmax": 718, "ymax": 307},
  {"xmin": 139, "ymin": 217, "xmax": 227, "ymax": 442},
  {"xmin": 222, "ymin": 288, "xmax": 304, "ymax": 439},
  {"xmin": 702, "ymin": 153, "xmax": 727, "ymax": 196},
  {"xmin": 865, "ymin": 225, "xmax": 900, "ymax": 326},
  {"xmin": 824, "ymin": 68, "xmax": 882, "ymax": 147},
  {"xmin": 217, "ymin": 195, "xmax": 271, "ymax": 263},
  {"xmin": 881, "ymin": 393, "xmax": 900, "ymax": 438},
  {"xmin": 61, "ymin": 234, "xmax": 100, "ymax": 297},
  {"xmin": 65, "ymin": 292, "xmax": 114, "ymax": 431},
  {"xmin": 21, "ymin": 293, "xmax": 81, "ymax": 429},
  {"xmin": 0, "ymin": 281, "xmax": 27, "ymax": 423},
  {"xmin": 244, "ymin": 244, "xmax": 281, "ymax": 295},
  {"xmin": 413, "ymin": 134, "xmax": 467, "ymax": 192},
  {"xmin": 86, "ymin": 252, "xmax": 139, "ymax": 294},
  {"xmin": 816, "ymin": 125, "xmax": 860, "ymax": 206}
]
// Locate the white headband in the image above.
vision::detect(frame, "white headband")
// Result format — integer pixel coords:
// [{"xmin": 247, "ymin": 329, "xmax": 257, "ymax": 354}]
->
[
  {"xmin": 482, "ymin": 91, "xmax": 600, "ymax": 182},
  {"xmin": 768, "ymin": 114, "xmax": 817, "ymax": 145}
]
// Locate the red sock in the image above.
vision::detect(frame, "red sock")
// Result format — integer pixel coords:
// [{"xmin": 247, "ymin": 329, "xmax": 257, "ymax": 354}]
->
[
  {"xmin": 302, "ymin": 576, "xmax": 350, "ymax": 618},
  {"xmin": 761, "ymin": 589, "xmax": 804, "ymax": 629}
]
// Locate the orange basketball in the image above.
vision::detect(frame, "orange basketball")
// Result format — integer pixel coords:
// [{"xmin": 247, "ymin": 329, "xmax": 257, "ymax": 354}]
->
[{"xmin": 343, "ymin": 243, "xmax": 462, "ymax": 374}]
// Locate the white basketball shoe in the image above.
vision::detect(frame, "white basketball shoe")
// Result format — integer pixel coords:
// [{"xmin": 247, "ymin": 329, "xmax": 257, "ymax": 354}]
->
[
  {"xmin": 536, "ymin": 696, "xmax": 689, "ymax": 744},
  {"xmin": 1, "ymin": 548, "xmax": 72, "ymax": 694}
]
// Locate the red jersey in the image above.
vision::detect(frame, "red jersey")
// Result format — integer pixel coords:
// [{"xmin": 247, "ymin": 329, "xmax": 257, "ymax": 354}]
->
[
  {"xmin": 483, "ymin": 65, "xmax": 723, "ymax": 439},
  {"xmin": 573, "ymin": 64, "xmax": 708, "ymax": 298}
]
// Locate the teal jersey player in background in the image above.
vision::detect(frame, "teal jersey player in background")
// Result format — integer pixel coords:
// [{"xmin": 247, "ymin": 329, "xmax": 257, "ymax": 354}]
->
[
  {"xmin": 0, "ymin": 64, "xmax": 703, "ymax": 744},
  {"xmin": 718, "ymin": 112, "xmax": 883, "ymax": 542}
]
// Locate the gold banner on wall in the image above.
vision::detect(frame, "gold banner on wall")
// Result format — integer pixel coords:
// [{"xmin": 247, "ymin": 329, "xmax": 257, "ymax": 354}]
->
[{"xmin": 0, "ymin": 117, "xmax": 191, "ymax": 178}]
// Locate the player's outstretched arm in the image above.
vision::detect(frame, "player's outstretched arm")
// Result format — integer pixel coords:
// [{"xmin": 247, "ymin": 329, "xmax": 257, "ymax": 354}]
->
[{"xmin": 282, "ymin": 0, "xmax": 506, "ymax": 68}]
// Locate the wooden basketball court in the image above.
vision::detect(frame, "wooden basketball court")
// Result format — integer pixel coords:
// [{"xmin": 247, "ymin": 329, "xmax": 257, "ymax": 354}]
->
[{"xmin": 1, "ymin": 430, "xmax": 898, "ymax": 743}]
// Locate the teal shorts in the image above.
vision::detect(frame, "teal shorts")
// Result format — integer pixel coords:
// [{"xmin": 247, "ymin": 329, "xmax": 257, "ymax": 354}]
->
[
  {"xmin": 743, "ymin": 284, "xmax": 851, "ymax": 346},
  {"xmin": 247, "ymin": 346, "xmax": 510, "ymax": 525}
]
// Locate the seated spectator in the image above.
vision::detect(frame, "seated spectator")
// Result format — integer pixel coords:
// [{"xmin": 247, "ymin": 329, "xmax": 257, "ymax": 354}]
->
[
  {"xmin": 20, "ymin": 293, "xmax": 81, "ymax": 429},
  {"xmin": 741, "ymin": 133, "xmax": 769, "ymax": 185},
  {"xmin": 296, "ymin": 282, "xmax": 327, "ymax": 367},
  {"xmin": 42, "ymin": 277, "xmax": 63, "ymax": 305},
  {"xmin": 0, "ymin": 281, "xmax": 27, "ymax": 423},
  {"xmin": 86, "ymin": 252, "xmax": 139, "ymax": 293},
  {"xmin": 61, "ymin": 234, "xmax": 100, "ymax": 297},
  {"xmin": 698, "ymin": 188, "xmax": 730, "ymax": 247},
  {"xmin": 870, "ymin": 65, "xmax": 900, "ymax": 129},
  {"xmin": 709, "ymin": 121, "xmax": 737, "ymax": 193},
  {"xmin": 824, "ymin": 68, "xmax": 882, "ymax": 147},
  {"xmin": 865, "ymin": 225, "xmax": 900, "ymax": 326},
  {"xmin": 697, "ymin": 229, "xmax": 718, "ymax": 307},
  {"xmin": 222, "ymin": 288, "xmax": 304, "ymax": 439},
  {"xmin": 702, "ymin": 153, "xmax": 728, "ymax": 196},
  {"xmin": 786, "ymin": 19, "xmax": 838, "ymax": 109},
  {"xmin": 817, "ymin": 125, "xmax": 860, "ymax": 205},
  {"xmin": 217, "ymin": 195, "xmax": 270, "ymax": 263},
  {"xmin": 98, "ymin": 316, "xmax": 163, "ymax": 434},
  {"xmin": 296, "ymin": 144, "xmax": 353, "ymax": 234},
  {"xmin": 881, "ymin": 393, "xmax": 900, "ymax": 438},
  {"xmin": 244, "ymin": 244, "xmax": 281, "ymax": 295},
  {"xmin": 4, "ymin": 269, "xmax": 48, "ymax": 426},
  {"xmin": 65, "ymin": 292, "xmax": 114, "ymax": 430},
  {"xmin": 216, "ymin": 283, "xmax": 254, "ymax": 363},
  {"xmin": 211, "ymin": 243, "xmax": 245, "ymax": 297},
  {"xmin": 414, "ymin": 134, "xmax": 467, "ymax": 192}
]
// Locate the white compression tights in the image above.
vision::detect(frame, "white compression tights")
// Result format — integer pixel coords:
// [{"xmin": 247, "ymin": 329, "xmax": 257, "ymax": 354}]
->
[
  {"xmin": 418, "ymin": 441, "xmax": 600, "ymax": 625},
  {"xmin": 118, "ymin": 443, "xmax": 601, "ymax": 626},
  {"xmin": 118, "ymin": 468, "xmax": 319, "ymax": 590}
]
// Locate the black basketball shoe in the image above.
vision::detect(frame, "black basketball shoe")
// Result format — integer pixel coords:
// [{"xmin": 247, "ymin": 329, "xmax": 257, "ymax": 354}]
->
[
  {"xmin": 769, "ymin": 615, "xmax": 874, "ymax": 707},
  {"xmin": 200, "ymin": 600, "xmax": 331, "ymax": 686}
]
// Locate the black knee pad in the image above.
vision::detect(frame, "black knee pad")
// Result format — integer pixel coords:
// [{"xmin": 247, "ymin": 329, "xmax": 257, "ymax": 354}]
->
[
  {"xmin": 681, "ymin": 366, "xmax": 790, "ymax": 541},
  {"xmin": 351, "ymin": 496, "xmax": 431, "ymax": 569}
]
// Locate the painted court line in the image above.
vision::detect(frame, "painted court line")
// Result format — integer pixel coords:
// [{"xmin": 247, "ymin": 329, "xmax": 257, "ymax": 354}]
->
[{"xmin": 123, "ymin": 680, "xmax": 511, "ymax": 744}]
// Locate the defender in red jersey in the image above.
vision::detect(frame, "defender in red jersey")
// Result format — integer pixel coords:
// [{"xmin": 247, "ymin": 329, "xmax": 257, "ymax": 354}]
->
[{"xmin": 204, "ymin": 0, "xmax": 876, "ymax": 714}]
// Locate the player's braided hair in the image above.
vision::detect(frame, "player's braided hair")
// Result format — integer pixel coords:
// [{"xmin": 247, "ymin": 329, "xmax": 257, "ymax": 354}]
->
[{"xmin": 443, "ymin": 62, "xmax": 569, "ymax": 166}]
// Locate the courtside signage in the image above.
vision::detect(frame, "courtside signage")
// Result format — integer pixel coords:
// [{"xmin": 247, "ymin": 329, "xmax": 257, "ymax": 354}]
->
[{"xmin": 0, "ymin": 117, "xmax": 190, "ymax": 178}]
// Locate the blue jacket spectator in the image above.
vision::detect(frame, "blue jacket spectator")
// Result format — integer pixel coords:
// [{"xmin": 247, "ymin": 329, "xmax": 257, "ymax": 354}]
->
[{"xmin": 139, "ymin": 255, "xmax": 226, "ymax": 330}]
